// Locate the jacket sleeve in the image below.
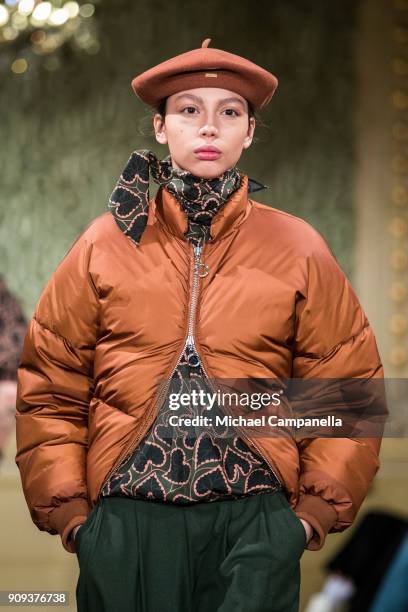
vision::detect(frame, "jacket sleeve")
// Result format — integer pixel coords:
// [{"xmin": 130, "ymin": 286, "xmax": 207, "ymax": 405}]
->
[
  {"xmin": 15, "ymin": 229, "xmax": 99, "ymax": 553},
  {"xmin": 291, "ymin": 231, "xmax": 387, "ymax": 551}
]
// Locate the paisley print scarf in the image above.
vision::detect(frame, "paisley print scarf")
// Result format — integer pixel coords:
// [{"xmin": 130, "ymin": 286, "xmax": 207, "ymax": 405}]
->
[{"xmin": 108, "ymin": 149, "xmax": 267, "ymax": 247}]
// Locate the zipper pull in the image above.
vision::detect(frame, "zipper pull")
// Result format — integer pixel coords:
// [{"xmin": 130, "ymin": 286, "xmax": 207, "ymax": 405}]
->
[
  {"xmin": 193, "ymin": 243, "xmax": 209, "ymax": 277},
  {"xmin": 197, "ymin": 263, "xmax": 209, "ymax": 277}
]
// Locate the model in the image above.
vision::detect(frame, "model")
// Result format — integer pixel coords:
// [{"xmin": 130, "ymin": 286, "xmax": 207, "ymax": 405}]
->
[{"xmin": 15, "ymin": 38, "xmax": 385, "ymax": 612}]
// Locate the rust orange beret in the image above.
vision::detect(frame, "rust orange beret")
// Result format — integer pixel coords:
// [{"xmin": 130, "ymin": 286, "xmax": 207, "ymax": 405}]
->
[{"xmin": 131, "ymin": 38, "xmax": 278, "ymax": 111}]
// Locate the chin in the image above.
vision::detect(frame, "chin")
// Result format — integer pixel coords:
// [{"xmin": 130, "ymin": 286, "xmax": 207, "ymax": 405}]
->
[
  {"xmin": 190, "ymin": 161, "xmax": 231, "ymax": 180},
  {"xmin": 171, "ymin": 156, "xmax": 232, "ymax": 179}
]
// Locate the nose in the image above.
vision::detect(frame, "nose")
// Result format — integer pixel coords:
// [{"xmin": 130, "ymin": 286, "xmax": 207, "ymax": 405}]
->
[{"xmin": 198, "ymin": 122, "xmax": 218, "ymax": 137}]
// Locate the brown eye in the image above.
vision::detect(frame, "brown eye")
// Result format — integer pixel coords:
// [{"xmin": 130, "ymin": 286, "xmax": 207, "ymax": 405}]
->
[
  {"xmin": 223, "ymin": 108, "xmax": 240, "ymax": 117},
  {"xmin": 181, "ymin": 106, "xmax": 198, "ymax": 114}
]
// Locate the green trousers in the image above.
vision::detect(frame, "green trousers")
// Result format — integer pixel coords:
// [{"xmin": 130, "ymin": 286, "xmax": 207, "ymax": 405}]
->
[{"xmin": 75, "ymin": 490, "xmax": 306, "ymax": 612}]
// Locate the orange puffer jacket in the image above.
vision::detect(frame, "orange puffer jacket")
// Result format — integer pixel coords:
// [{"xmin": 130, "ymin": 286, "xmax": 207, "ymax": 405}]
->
[{"xmin": 15, "ymin": 174, "xmax": 385, "ymax": 554}]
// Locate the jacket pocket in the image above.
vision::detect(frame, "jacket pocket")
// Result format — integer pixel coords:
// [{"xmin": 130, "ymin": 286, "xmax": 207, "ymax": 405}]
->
[
  {"xmin": 76, "ymin": 497, "xmax": 104, "ymax": 571},
  {"xmin": 277, "ymin": 491, "xmax": 307, "ymax": 553},
  {"xmin": 286, "ymin": 504, "xmax": 307, "ymax": 552}
]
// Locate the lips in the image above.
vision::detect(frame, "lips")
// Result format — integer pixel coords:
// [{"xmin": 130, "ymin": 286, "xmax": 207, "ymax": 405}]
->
[{"xmin": 194, "ymin": 146, "xmax": 221, "ymax": 160}]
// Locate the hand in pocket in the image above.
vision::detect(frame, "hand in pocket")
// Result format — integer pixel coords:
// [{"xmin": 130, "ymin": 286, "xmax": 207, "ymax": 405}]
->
[{"xmin": 298, "ymin": 518, "xmax": 313, "ymax": 545}]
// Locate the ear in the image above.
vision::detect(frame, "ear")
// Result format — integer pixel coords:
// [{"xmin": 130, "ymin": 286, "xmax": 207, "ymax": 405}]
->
[
  {"xmin": 242, "ymin": 117, "xmax": 256, "ymax": 150},
  {"xmin": 153, "ymin": 113, "xmax": 168, "ymax": 145}
]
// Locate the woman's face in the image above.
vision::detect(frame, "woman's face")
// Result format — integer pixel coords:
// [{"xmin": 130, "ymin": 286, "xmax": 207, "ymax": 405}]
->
[{"xmin": 153, "ymin": 87, "xmax": 256, "ymax": 179}]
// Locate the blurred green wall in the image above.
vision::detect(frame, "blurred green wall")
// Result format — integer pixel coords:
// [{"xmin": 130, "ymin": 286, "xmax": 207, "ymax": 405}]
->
[{"xmin": 0, "ymin": 0, "xmax": 359, "ymax": 316}]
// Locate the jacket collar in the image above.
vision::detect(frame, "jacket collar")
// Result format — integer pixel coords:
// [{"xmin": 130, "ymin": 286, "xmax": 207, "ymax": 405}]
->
[{"xmin": 153, "ymin": 173, "xmax": 250, "ymax": 243}]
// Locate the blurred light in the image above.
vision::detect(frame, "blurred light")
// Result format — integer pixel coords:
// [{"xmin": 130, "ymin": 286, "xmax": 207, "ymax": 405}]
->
[
  {"xmin": 18, "ymin": 0, "xmax": 35, "ymax": 15},
  {"xmin": 11, "ymin": 57, "xmax": 28, "ymax": 73},
  {"xmin": 390, "ymin": 313, "xmax": 408, "ymax": 335},
  {"xmin": 30, "ymin": 29, "xmax": 46, "ymax": 43},
  {"xmin": 5, "ymin": 0, "xmax": 19, "ymax": 5},
  {"xmin": 389, "ymin": 216, "xmax": 408, "ymax": 239},
  {"xmin": 73, "ymin": 28, "xmax": 91, "ymax": 48},
  {"xmin": 41, "ymin": 36, "xmax": 58, "ymax": 52},
  {"xmin": 64, "ymin": 18, "xmax": 78, "ymax": 33},
  {"xmin": 79, "ymin": 3, "xmax": 94, "ymax": 18},
  {"xmin": 0, "ymin": 5, "xmax": 10, "ymax": 26},
  {"xmin": 64, "ymin": 1, "xmax": 79, "ymax": 18},
  {"xmin": 48, "ymin": 7, "xmax": 69, "ymax": 25},
  {"xmin": 32, "ymin": 2, "xmax": 52, "ymax": 22},
  {"xmin": 12, "ymin": 12, "xmax": 28, "ymax": 29},
  {"xmin": 390, "ymin": 281, "xmax": 408, "ymax": 303},
  {"xmin": 389, "ymin": 345, "xmax": 407, "ymax": 367},
  {"xmin": 391, "ymin": 248, "xmax": 408, "ymax": 271},
  {"xmin": 2, "ymin": 26, "xmax": 19, "ymax": 39},
  {"xmin": 392, "ymin": 184, "xmax": 408, "ymax": 207}
]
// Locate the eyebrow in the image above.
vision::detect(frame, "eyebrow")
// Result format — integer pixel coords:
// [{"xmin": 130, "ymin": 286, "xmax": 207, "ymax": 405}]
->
[{"xmin": 174, "ymin": 93, "xmax": 247, "ymax": 110}]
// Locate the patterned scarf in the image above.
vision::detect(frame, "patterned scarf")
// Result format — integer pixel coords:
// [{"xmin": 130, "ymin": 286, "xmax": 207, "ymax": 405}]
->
[{"xmin": 108, "ymin": 149, "xmax": 267, "ymax": 247}]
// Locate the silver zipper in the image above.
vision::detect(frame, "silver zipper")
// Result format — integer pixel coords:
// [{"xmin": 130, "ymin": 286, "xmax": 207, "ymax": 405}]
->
[
  {"xmin": 186, "ymin": 243, "xmax": 206, "ymax": 348},
  {"xmin": 155, "ymin": 243, "xmax": 207, "ymax": 394}
]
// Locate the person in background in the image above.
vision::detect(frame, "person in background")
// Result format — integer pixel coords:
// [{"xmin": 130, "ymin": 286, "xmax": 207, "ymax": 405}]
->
[
  {"xmin": 0, "ymin": 275, "xmax": 27, "ymax": 464},
  {"xmin": 305, "ymin": 507, "xmax": 408, "ymax": 612}
]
